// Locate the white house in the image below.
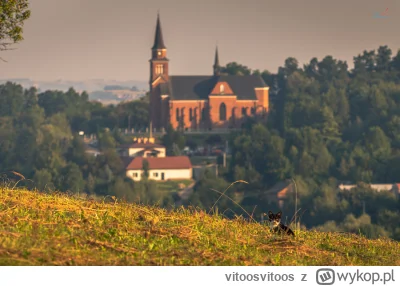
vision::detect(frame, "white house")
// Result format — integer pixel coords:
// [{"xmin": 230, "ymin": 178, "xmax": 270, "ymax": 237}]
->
[
  {"xmin": 120, "ymin": 137, "xmax": 166, "ymax": 158},
  {"xmin": 338, "ymin": 183, "xmax": 400, "ymax": 198},
  {"xmin": 126, "ymin": 156, "xmax": 192, "ymax": 181}
]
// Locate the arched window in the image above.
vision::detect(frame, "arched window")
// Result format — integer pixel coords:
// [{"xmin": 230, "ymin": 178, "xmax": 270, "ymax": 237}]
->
[
  {"xmin": 156, "ymin": 64, "xmax": 164, "ymax": 75},
  {"xmin": 242, "ymin": 107, "xmax": 247, "ymax": 116},
  {"xmin": 220, "ymin": 84, "xmax": 225, "ymax": 94},
  {"xmin": 201, "ymin": 108, "xmax": 206, "ymax": 121},
  {"xmin": 181, "ymin": 108, "xmax": 185, "ymax": 121},
  {"xmin": 232, "ymin": 107, "xmax": 236, "ymax": 119},
  {"xmin": 189, "ymin": 108, "xmax": 193, "ymax": 121},
  {"xmin": 176, "ymin": 108, "xmax": 180, "ymax": 121},
  {"xmin": 219, "ymin": 103, "xmax": 227, "ymax": 121}
]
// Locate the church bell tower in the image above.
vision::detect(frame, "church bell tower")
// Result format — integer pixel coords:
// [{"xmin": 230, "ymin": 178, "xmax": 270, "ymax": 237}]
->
[{"xmin": 149, "ymin": 13, "xmax": 169, "ymax": 85}]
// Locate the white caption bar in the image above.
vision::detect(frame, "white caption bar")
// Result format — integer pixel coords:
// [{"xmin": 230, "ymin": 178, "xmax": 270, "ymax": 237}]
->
[{"xmin": 1, "ymin": 266, "xmax": 398, "ymax": 286}]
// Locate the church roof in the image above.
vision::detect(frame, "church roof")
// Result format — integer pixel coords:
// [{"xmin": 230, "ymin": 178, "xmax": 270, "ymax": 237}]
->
[
  {"xmin": 152, "ymin": 13, "xmax": 166, "ymax": 50},
  {"xmin": 213, "ymin": 46, "xmax": 220, "ymax": 68},
  {"xmin": 161, "ymin": 75, "xmax": 267, "ymax": 101}
]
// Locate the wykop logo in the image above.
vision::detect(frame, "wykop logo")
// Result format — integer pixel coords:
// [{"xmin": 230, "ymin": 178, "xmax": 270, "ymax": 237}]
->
[{"xmin": 316, "ymin": 268, "xmax": 335, "ymax": 285}]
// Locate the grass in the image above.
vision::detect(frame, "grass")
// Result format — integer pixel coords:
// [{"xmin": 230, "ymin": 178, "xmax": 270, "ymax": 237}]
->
[
  {"xmin": 190, "ymin": 156, "xmax": 217, "ymax": 165},
  {"xmin": 0, "ymin": 186, "xmax": 399, "ymax": 266},
  {"xmin": 155, "ymin": 179, "xmax": 194, "ymax": 192}
]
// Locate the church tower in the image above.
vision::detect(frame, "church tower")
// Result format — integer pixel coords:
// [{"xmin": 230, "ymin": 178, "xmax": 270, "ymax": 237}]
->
[
  {"xmin": 213, "ymin": 46, "xmax": 221, "ymax": 76},
  {"xmin": 149, "ymin": 13, "xmax": 169, "ymax": 130},
  {"xmin": 149, "ymin": 13, "xmax": 169, "ymax": 85}
]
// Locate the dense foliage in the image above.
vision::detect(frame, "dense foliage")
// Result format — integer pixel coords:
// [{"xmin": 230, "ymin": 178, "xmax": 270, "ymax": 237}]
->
[
  {"xmin": 1, "ymin": 45, "xmax": 400, "ymax": 240},
  {"xmin": 0, "ymin": 0, "xmax": 31, "ymax": 55},
  {"xmin": 189, "ymin": 46, "xmax": 400, "ymax": 240},
  {"xmin": 0, "ymin": 85, "xmax": 149, "ymax": 199}
]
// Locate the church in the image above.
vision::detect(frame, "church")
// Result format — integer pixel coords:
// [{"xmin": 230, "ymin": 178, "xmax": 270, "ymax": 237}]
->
[{"xmin": 149, "ymin": 14, "xmax": 270, "ymax": 131}]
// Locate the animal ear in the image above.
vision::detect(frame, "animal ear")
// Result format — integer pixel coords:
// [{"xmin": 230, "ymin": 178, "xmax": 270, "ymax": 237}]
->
[
  {"xmin": 268, "ymin": 211, "xmax": 273, "ymax": 218},
  {"xmin": 276, "ymin": 211, "xmax": 282, "ymax": 219}
]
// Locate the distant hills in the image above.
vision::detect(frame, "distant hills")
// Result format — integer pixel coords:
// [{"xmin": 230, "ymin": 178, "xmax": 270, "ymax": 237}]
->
[{"xmin": 0, "ymin": 78, "xmax": 148, "ymax": 105}]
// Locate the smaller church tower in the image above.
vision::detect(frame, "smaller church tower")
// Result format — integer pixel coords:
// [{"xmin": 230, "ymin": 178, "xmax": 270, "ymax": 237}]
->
[
  {"xmin": 213, "ymin": 46, "xmax": 221, "ymax": 76},
  {"xmin": 149, "ymin": 13, "xmax": 169, "ymax": 85}
]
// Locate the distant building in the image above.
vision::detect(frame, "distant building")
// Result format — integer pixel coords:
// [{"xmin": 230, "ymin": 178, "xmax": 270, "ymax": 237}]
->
[
  {"xmin": 148, "ymin": 13, "xmax": 270, "ymax": 131},
  {"xmin": 122, "ymin": 135, "xmax": 192, "ymax": 181},
  {"xmin": 263, "ymin": 180, "xmax": 294, "ymax": 208},
  {"xmin": 126, "ymin": 156, "xmax": 192, "ymax": 181},
  {"xmin": 119, "ymin": 137, "xmax": 166, "ymax": 158},
  {"xmin": 338, "ymin": 183, "xmax": 400, "ymax": 198}
]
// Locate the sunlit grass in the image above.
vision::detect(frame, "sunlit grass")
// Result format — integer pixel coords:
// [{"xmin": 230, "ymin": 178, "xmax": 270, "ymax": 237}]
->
[{"xmin": 0, "ymin": 186, "xmax": 399, "ymax": 265}]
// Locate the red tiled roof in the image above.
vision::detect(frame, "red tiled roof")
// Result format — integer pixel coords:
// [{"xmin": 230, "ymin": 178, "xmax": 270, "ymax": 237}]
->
[{"xmin": 126, "ymin": 156, "xmax": 192, "ymax": 170}]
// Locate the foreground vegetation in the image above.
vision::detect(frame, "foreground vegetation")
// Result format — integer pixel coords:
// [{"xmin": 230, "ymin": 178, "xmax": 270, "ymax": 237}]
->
[
  {"xmin": 0, "ymin": 187, "xmax": 399, "ymax": 266},
  {"xmin": 1, "ymin": 45, "xmax": 400, "ymax": 241}
]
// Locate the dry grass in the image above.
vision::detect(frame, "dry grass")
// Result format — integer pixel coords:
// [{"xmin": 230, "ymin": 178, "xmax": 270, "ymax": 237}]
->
[{"xmin": 0, "ymin": 186, "xmax": 399, "ymax": 266}]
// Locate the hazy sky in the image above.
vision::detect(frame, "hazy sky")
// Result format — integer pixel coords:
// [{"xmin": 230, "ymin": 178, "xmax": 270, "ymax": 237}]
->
[{"xmin": 1, "ymin": 0, "xmax": 399, "ymax": 81}]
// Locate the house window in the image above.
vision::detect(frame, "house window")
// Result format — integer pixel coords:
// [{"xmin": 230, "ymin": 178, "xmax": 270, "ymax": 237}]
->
[
  {"xmin": 134, "ymin": 173, "xmax": 138, "ymax": 178},
  {"xmin": 176, "ymin": 108, "xmax": 180, "ymax": 121},
  {"xmin": 154, "ymin": 172, "xmax": 158, "ymax": 177},
  {"xmin": 220, "ymin": 84, "xmax": 225, "ymax": 94},
  {"xmin": 189, "ymin": 108, "xmax": 193, "ymax": 121},
  {"xmin": 251, "ymin": 107, "xmax": 256, "ymax": 115},
  {"xmin": 242, "ymin": 107, "xmax": 247, "ymax": 116},
  {"xmin": 156, "ymin": 64, "xmax": 164, "ymax": 75},
  {"xmin": 219, "ymin": 103, "xmax": 227, "ymax": 121}
]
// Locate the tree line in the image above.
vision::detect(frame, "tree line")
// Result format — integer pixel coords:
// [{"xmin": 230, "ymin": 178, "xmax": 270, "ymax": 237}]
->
[
  {"xmin": 188, "ymin": 46, "xmax": 400, "ymax": 241},
  {"xmin": 1, "ymin": 45, "xmax": 400, "ymax": 240}
]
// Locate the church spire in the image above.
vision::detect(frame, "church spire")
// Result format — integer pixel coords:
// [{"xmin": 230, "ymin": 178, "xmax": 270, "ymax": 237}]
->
[
  {"xmin": 213, "ymin": 45, "xmax": 220, "ymax": 76},
  {"xmin": 152, "ymin": 13, "xmax": 166, "ymax": 50}
]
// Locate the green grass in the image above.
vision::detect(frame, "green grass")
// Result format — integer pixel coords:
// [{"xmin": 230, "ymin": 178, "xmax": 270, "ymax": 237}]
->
[
  {"xmin": 190, "ymin": 156, "xmax": 217, "ymax": 165},
  {"xmin": 155, "ymin": 179, "xmax": 193, "ymax": 192},
  {"xmin": 0, "ymin": 186, "xmax": 399, "ymax": 266}
]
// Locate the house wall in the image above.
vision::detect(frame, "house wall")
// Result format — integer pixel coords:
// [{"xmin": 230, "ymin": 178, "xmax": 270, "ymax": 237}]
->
[
  {"xmin": 126, "ymin": 168, "xmax": 192, "ymax": 181},
  {"xmin": 128, "ymin": 147, "xmax": 166, "ymax": 157},
  {"xmin": 126, "ymin": 170, "xmax": 142, "ymax": 181},
  {"xmin": 255, "ymin": 87, "xmax": 269, "ymax": 112}
]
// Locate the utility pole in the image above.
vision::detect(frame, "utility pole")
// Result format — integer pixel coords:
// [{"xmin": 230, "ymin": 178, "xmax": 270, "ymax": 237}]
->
[{"xmin": 291, "ymin": 178, "xmax": 298, "ymax": 231}]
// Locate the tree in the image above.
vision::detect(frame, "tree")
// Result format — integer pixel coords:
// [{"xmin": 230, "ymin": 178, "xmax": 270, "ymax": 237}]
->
[
  {"xmin": 59, "ymin": 162, "xmax": 84, "ymax": 193},
  {"xmin": 375, "ymin": 45, "xmax": 392, "ymax": 72},
  {"xmin": 142, "ymin": 159, "xmax": 149, "ymax": 180},
  {"xmin": 220, "ymin": 62, "xmax": 251, "ymax": 75},
  {"xmin": 0, "ymin": 0, "xmax": 31, "ymax": 59}
]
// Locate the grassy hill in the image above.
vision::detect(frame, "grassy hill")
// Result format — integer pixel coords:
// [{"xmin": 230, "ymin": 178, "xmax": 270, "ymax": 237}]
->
[{"xmin": 0, "ymin": 186, "xmax": 399, "ymax": 266}]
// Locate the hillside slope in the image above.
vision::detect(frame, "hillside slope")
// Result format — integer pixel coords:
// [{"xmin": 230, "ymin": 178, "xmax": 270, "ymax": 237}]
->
[{"xmin": 0, "ymin": 187, "xmax": 399, "ymax": 266}]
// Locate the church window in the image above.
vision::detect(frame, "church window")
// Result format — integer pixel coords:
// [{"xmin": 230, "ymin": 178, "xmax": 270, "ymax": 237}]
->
[
  {"xmin": 219, "ymin": 103, "xmax": 227, "ymax": 121},
  {"xmin": 242, "ymin": 107, "xmax": 247, "ymax": 116},
  {"xmin": 189, "ymin": 108, "xmax": 193, "ymax": 121},
  {"xmin": 220, "ymin": 84, "xmax": 225, "ymax": 94},
  {"xmin": 201, "ymin": 108, "xmax": 206, "ymax": 121},
  {"xmin": 176, "ymin": 108, "xmax": 180, "ymax": 121},
  {"xmin": 156, "ymin": 64, "xmax": 164, "ymax": 75}
]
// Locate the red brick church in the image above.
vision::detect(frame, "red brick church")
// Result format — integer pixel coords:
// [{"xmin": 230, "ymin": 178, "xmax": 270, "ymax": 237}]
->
[{"xmin": 149, "ymin": 14, "xmax": 270, "ymax": 130}]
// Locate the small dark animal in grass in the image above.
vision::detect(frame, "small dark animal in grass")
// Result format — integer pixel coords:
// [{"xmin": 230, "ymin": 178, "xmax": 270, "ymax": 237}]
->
[{"xmin": 265, "ymin": 211, "xmax": 295, "ymax": 236}]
